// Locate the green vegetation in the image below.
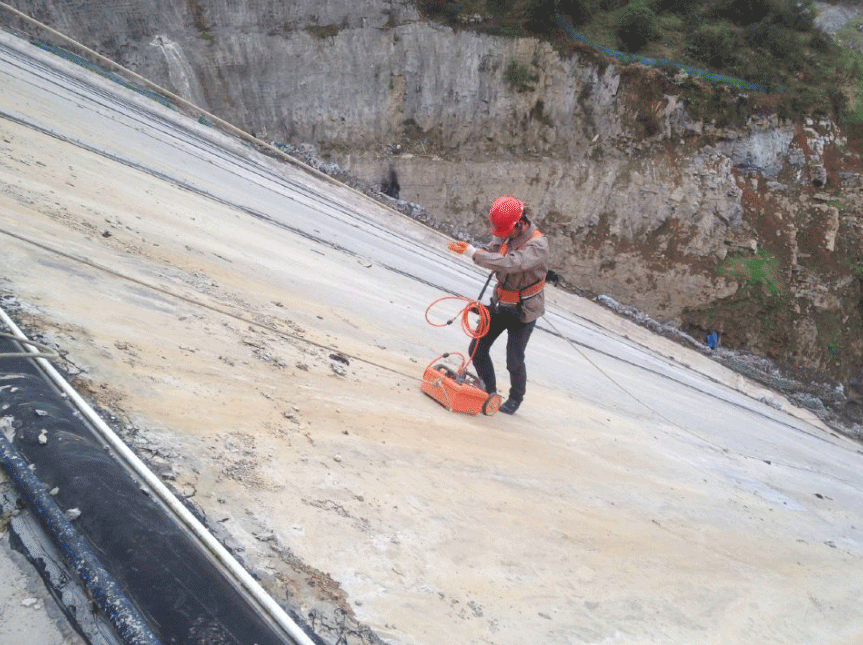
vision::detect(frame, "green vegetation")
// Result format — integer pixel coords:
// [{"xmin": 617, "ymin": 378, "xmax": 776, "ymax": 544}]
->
[
  {"xmin": 505, "ymin": 60, "xmax": 539, "ymax": 91},
  {"xmin": 840, "ymin": 48, "xmax": 863, "ymax": 127},
  {"xmin": 719, "ymin": 249, "xmax": 781, "ymax": 296},
  {"xmin": 417, "ymin": 0, "xmax": 861, "ymax": 124},
  {"xmin": 718, "ymin": 249, "xmax": 787, "ymax": 332},
  {"xmin": 615, "ymin": 3, "xmax": 658, "ymax": 52}
]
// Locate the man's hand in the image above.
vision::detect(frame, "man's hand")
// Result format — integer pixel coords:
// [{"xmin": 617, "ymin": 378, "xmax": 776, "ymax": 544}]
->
[{"xmin": 448, "ymin": 240, "xmax": 476, "ymax": 257}]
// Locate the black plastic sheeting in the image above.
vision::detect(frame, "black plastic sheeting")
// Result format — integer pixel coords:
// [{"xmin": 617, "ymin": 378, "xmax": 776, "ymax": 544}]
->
[
  {"xmin": 0, "ymin": 332, "xmax": 308, "ymax": 645},
  {"xmin": 0, "ymin": 430, "xmax": 160, "ymax": 645}
]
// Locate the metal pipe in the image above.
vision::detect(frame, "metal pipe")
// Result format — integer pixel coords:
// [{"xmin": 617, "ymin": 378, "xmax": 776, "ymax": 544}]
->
[{"xmin": 0, "ymin": 306, "xmax": 318, "ymax": 645}]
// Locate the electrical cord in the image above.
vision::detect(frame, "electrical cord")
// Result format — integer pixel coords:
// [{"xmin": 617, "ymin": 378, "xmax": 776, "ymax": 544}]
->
[
  {"xmin": 424, "ymin": 295, "xmax": 490, "ymax": 342},
  {"xmin": 423, "ymin": 294, "xmax": 491, "ymax": 376}
]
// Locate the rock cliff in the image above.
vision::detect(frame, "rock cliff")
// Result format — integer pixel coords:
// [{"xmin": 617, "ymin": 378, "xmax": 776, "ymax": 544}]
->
[{"xmin": 4, "ymin": 0, "xmax": 863, "ymax": 423}]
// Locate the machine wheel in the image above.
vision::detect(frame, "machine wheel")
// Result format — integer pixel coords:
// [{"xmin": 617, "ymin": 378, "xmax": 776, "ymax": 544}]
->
[{"xmin": 482, "ymin": 393, "xmax": 502, "ymax": 416}]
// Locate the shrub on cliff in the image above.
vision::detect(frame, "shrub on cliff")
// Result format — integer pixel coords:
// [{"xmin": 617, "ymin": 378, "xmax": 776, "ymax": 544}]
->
[
  {"xmin": 417, "ymin": 0, "xmax": 462, "ymax": 23},
  {"xmin": 505, "ymin": 60, "xmax": 539, "ymax": 92},
  {"xmin": 526, "ymin": 0, "xmax": 560, "ymax": 33},
  {"xmin": 651, "ymin": 0, "xmax": 695, "ymax": 15},
  {"xmin": 710, "ymin": 0, "xmax": 773, "ymax": 25},
  {"xmin": 526, "ymin": 0, "xmax": 595, "ymax": 33},
  {"xmin": 771, "ymin": 0, "xmax": 816, "ymax": 31},
  {"xmin": 615, "ymin": 3, "xmax": 658, "ymax": 52},
  {"xmin": 557, "ymin": 0, "xmax": 597, "ymax": 25},
  {"xmin": 686, "ymin": 24, "xmax": 740, "ymax": 70},
  {"xmin": 746, "ymin": 20, "xmax": 800, "ymax": 67}
]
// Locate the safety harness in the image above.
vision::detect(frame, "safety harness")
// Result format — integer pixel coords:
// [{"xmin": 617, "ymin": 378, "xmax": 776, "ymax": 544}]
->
[{"xmin": 494, "ymin": 229, "xmax": 545, "ymax": 306}]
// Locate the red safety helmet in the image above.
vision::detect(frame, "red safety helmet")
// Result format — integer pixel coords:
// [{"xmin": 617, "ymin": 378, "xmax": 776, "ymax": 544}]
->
[{"xmin": 489, "ymin": 196, "xmax": 524, "ymax": 237}]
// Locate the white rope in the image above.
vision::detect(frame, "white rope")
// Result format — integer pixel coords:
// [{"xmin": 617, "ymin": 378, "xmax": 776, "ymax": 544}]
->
[
  {"xmin": 0, "ymin": 0, "xmax": 440, "ymax": 240},
  {"xmin": 0, "ymin": 330, "xmax": 59, "ymax": 359}
]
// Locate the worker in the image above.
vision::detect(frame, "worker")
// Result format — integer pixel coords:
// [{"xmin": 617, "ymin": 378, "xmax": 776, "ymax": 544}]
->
[{"xmin": 448, "ymin": 196, "xmax": 549, "ymax": 414}]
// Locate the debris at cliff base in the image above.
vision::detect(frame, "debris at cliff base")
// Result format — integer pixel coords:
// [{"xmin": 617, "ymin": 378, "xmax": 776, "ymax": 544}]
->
[
  {"xmin": 597, "ymin": 295, "xmax": 705, "ymax": 350},
  {"xmin": 596, "ymin": 294, "xmax": 863, "ymax": 442},
  {"xmin": 269, "ymin": 140, "xmax": 440, "ymax": 230}
]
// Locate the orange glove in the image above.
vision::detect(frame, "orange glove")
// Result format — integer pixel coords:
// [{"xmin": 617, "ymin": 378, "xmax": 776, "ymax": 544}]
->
[{"xmin": 448, "ymin": 240, "xmax": 470, "ymax": 254}]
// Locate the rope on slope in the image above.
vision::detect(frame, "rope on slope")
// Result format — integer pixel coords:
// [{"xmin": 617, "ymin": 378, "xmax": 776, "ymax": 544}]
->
[{"xmin": 0, "ymin": 330, "xmax": 59, "ymax": 359}]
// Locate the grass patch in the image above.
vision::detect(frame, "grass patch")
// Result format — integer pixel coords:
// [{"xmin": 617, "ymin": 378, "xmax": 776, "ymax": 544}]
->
[
  {"xmin": 579, "ymin": 10, "xmax": 618, "ymax": 48},
  {"xmin": 839, "ymin": 47, "xmax": 863, "ymax": 127},
  {"xmin": 702, "ymin": 264, "xmax": 786, "ymax": 338},
  {"xmin": 719, "ymin": 248, "xmax": 782, "ymax": 295}
]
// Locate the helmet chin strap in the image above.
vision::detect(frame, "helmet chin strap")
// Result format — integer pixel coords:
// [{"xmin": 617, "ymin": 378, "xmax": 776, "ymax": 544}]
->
[{"xmin": 511, "ymin": 220, "xmax": 525, "ymax": 238}]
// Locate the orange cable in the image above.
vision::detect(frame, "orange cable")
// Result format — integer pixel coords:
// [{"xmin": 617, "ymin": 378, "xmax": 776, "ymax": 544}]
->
[{"xmin": 424, "ymin": 296, "xmax": 491, "ymax": 373}]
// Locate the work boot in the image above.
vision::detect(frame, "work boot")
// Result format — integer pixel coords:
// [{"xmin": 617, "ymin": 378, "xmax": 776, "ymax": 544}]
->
[{"xmin": 499, "ymin": 398, "xmax": 521, "ymax": 415}]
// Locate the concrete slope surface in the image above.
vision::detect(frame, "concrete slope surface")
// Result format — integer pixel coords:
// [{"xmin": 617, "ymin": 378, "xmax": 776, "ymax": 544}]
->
[{"xmin": 1, "ymin": 30, "xmax": 862, "ymax": 645}]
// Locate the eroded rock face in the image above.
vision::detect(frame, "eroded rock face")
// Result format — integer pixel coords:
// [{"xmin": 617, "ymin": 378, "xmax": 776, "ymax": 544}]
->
[{"xmin": 6, "ymin": 0, "xmax": 863, "ymax": 380}]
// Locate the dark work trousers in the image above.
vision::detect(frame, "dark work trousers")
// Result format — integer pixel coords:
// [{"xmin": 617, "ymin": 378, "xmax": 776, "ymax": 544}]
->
[{"xmin": 469, "ymin": 307, "xmax": 536, "ymax": 403}]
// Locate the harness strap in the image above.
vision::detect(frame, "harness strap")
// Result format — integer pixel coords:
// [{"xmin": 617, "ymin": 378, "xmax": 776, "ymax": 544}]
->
[
  {"xmin": 495, "ymin": 229, "xmax": 546, "ymax": 306},
  {"xmin": 499, "ymin": 229, "xmax": 543, "ymax": 255},
  {"xmin": 495, "ymin": 278, "xmax": 546, "ymax": 305}
]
